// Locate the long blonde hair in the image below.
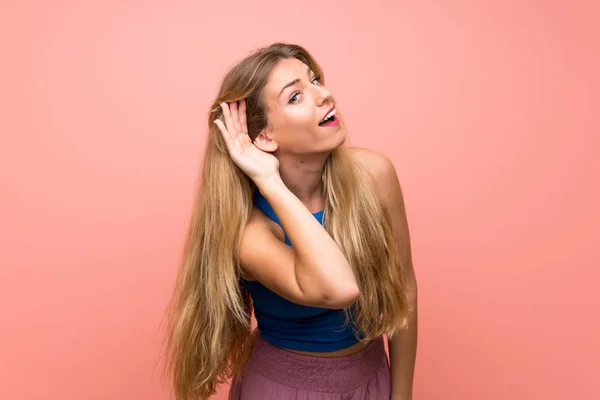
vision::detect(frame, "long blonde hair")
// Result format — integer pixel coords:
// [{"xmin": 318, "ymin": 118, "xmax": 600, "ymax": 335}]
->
[{"xmin": 162, "ymin": 43, "xmax": 409, "ymax": 400}]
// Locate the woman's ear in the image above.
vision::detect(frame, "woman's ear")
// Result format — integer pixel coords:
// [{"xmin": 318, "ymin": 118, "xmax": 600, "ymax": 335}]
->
[{"xmin": 253, "ymin": 130, "xmax": 279, "ymax": 153}]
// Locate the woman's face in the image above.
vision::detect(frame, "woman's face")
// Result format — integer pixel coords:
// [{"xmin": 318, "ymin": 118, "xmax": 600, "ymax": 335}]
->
[{"xmin": 259, "ymin": 57, "xmax": 347, "ymax": 156}]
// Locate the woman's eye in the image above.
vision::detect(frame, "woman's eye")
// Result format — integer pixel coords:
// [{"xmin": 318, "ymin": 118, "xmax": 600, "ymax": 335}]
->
[
  {"xmin": 289, "ymin": 91, "xmax": 301, "ymax": 103},
  {"xmin": 311, "ymin": 76, "xmax": 321, "ymax": 85}
]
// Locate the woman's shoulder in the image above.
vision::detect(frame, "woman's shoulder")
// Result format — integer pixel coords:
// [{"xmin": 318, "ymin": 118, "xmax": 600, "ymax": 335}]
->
[
  {"xmin": 347, "ymin": 146, "xmax": 404, "ymax": 212},
  {"xmin": 348, "ymin": 146, "xmax": 396, "ymax": 175},
  {"xmin": 348, "ymin": 147, "xmax": 399, "ymax": 191}
]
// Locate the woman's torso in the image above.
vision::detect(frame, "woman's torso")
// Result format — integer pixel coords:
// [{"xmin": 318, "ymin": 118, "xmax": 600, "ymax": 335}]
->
[{"xmin": 241, "ymin": 191, "xmax": 369, "ymax": 358}]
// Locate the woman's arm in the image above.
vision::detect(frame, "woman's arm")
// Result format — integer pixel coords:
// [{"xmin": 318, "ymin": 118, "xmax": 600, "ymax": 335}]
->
[
  {"xmin": 250, "ymin": 175, "xmax": 360, "ymax": 308},
  {"xmin": 217, "ymin": 101, "xmax": 359, "ymax": 309},
  {"xmin": 352, "ymin": 147, "xmax": 418, "ymax": 399}
]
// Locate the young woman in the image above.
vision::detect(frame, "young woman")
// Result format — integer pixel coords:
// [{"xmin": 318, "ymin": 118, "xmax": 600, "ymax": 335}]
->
[{"xmin": 163, "ymin": 43, "xmax": 418, "ymax": 399}]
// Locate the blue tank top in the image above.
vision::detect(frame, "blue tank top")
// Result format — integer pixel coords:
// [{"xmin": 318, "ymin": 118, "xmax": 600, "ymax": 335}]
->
[{"xmin": 240, "ymin": 190, "xmax": 362, "ymax": 352}]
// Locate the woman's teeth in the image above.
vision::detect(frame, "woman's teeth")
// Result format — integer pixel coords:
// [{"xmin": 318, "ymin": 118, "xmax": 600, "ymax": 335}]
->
[{"xmin": 319, "ymin": 109, "xmax": 337, "ymax": 125}]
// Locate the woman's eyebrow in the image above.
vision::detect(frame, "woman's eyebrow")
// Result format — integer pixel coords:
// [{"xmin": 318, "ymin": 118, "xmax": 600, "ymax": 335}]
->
[{"xmin": 278, "ymin": 67, "xmax": 313, "ymax": 98}]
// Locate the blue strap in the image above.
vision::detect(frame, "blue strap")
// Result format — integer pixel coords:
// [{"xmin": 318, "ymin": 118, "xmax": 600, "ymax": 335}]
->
[
  {"xmin": 253, "ymin": 190, "xmax": 282, "ymax": 225},
  {"xmin": 252, "ymin": 190, "xmax": 324, "ymax": 246}
]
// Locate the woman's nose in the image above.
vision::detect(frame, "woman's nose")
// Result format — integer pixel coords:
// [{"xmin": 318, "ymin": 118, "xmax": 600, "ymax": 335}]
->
[{"xmin": 315, "ymin": 85, "xmax": 333, "ymax": 106}]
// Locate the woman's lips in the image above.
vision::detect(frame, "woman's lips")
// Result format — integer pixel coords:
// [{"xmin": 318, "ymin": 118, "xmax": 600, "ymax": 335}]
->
[{"xmin": 319, "ymin": 115, "xmax": 339, "ymax": 127}]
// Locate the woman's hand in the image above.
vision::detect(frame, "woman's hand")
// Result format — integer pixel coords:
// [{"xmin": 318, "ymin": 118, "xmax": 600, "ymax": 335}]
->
[{"xmin": 214, "ymin": 100, "xmax": 280, "ymax": 184}]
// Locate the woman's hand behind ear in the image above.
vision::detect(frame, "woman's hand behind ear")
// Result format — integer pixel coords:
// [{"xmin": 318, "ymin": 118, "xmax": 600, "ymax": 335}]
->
[{"xmin": 214, "ymin": 100, "xmax": 280, "ymax": 183}]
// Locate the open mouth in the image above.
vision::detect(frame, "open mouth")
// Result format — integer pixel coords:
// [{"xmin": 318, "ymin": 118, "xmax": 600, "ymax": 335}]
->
[{"xmin": 318, "ymin": 107, "xmax": 338, "ymax": 127}]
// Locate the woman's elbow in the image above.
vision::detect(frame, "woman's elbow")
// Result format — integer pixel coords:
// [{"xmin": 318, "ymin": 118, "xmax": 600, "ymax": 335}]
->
[{"xmin": 322, "ymin": 284, "xmax": 360, "ymax": 309}]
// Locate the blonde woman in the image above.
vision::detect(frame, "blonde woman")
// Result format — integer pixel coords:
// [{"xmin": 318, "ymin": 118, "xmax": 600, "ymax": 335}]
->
[{"xmin": 164, "ymin": 43, "xmax": 418, "ymax": 400}]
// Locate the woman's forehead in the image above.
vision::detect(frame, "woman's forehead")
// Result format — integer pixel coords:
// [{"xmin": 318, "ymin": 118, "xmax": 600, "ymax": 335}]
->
[{"xmin": 265, "ymin": 58, "xmax": 312, "ymax": 94}]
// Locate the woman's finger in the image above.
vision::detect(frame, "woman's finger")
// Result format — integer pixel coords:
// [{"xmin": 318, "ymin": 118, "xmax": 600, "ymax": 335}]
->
[
  {"xmin": 213, "ymin": 119, "xmax": 234, "ymax": 143},
  {"xmin": 239, "ymin": 99, "xmax": 248, "ymax": 134},
  {"xmin": 230, "ymin": 101, "xmax": 241, "ymax": 134},
  {"xmin": 220, "ymin": 102, "xmax": 235, "ymax": 133}
]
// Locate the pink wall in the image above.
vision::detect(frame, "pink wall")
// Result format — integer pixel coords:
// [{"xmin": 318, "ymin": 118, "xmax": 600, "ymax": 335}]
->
[{"xmin": 2, "ymin": 1, "xmax": 598, "ymax": 399}]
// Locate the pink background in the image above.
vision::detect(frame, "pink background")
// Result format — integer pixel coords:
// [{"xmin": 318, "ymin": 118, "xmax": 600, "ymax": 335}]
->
[{"xmin": 2, "ymin": 1, "xmax": 599, "ymax": 399}]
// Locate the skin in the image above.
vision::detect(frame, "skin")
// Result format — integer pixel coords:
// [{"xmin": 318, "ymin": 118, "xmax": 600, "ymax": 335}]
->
[
  {"xmin": 215, "ymin": 57, "xmax": 417, "ymax": 399},
  {"xmin": 253, "ymin": 57, "xmax": 347, "ymax": 206}
]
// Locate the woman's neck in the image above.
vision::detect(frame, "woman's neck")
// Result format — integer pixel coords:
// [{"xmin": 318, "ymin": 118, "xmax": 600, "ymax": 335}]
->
[{"xmin": 276, "ymin": 153, "xmax": 328, "ymax": 212}]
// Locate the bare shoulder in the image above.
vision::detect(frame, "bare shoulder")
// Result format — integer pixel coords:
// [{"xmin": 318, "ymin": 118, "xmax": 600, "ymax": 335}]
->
[
  {"xmin": 238, "ymin": 206, "xmax": 285, "ymax": 281},
  {"xmin": 244, "ymin": 205, "xmax": 285, "ymax": 242},
  {"xmin": 349, "ymin": 147, "xmax": 401, "ymax": 207},
  {"xmin": 349, "ymin": 147, "xmax": 395, "ymax": 174},
  {"xmin": 348, "ymin": 150, "xmax": 414, "ymax": 271}
]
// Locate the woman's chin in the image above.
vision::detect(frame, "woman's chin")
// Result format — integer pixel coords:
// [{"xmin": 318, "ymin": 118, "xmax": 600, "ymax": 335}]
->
[{"xmin": 331, "ymin": 125, "xmax": 348, "ymax": 147}]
